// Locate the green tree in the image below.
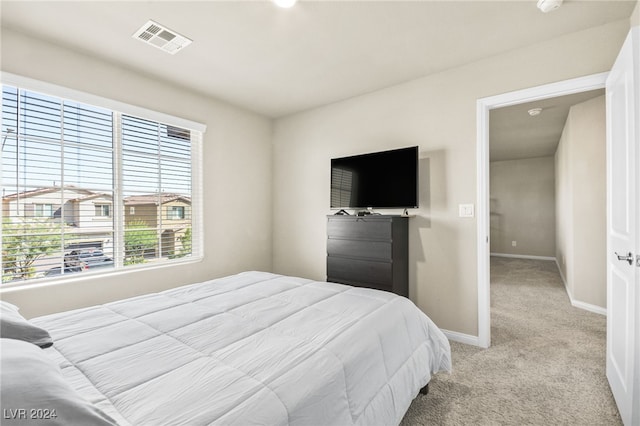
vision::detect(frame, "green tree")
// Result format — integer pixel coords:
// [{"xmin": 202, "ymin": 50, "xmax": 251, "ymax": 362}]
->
[
  {"xmin": 124, "ymin": 220, "xmax": 157, "ymax": 265},
  {"xmin": 2, "ymin": 218, "xmax": 62, "ymax": 282},
  {"xmin": 178, "ymin": 227, "xmax": 192, "ymax": 257}
]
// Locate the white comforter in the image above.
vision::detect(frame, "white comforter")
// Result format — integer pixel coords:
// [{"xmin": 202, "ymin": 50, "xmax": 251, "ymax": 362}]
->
[{"xmin": 33, "ymin": 271, "xmax": 451, "ymax": 426}]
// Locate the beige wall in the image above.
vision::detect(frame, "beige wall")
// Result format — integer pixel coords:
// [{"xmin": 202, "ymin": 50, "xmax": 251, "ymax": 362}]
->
[
  {"xmin": 490, "ymin": 157, "xmax": 555, "ymax": 257},
  {"xmin": 0, "ymin": 29, "xmax": 274, "ymax": 318},
  {"xmin": 555, "ymin": 96, "xmax": 607, "ymax": 309},
  {"xmin": 272, "ymin": 20, "xmax": 628, "ymax": 336},
  {"xmin": 125, "ymin": 204, "xmax": 159, "ymax": 228},
  {"xmin": 632, "ymin": 0, "xmax": 640, "ymax": 27},
  {"xmin": 555, "ymin": 119, "xmax": 573, "ymax": 294}
]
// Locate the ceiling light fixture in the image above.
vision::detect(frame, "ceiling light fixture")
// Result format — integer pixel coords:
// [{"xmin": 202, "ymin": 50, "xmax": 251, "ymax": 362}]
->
[
  {"xmin": 273, "ymin": 0, "xmax": 298, "ymax": 8},
  {"xmin": 537, "ymin": 0, "xmax": 563, "ymax": 13},
  {"xmin": 528, "ymin": 108, "xmax": 543, "ymax": 116}
]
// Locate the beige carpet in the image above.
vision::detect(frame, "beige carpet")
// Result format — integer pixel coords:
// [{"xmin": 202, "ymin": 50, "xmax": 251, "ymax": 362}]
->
[{"xmin": 401, "ymin": 257, "xmax": 621, "ymax": 425}]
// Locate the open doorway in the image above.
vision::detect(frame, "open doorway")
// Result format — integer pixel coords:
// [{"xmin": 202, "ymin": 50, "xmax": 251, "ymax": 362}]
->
[
  {"xmin": 476, "ymin": 73, "xmax": 608, "ymax": 348},
  {"xmin": 487, "ymin": 89, "xmax": 607, "ymax": 344}
]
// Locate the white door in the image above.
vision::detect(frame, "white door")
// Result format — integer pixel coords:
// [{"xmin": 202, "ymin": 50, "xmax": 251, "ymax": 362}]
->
[{"xmin": 606, "ymin": 27, "xmax": 639, "ymax": 426}]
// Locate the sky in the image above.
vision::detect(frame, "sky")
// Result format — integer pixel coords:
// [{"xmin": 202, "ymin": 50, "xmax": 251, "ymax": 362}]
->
[{"xmin": 1, "ymin": 86, "xmax": 191, "ymax": 200}]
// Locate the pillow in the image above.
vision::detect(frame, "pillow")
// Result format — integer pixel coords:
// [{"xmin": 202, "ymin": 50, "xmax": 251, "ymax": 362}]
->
[
  {"xmin": 0, "ymin": 300, "xmax": 53, "ymax": 348},
  {"xmin": 0, "ymin": 338, "xmax": 117, "ymax": 426}
]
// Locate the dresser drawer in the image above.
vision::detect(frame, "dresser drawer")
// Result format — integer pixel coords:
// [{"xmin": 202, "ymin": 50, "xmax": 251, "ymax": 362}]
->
[
  {"xmin": 326, "ymin": 215, "xmax": 408, "ymax": 297},
  {"xmin": 327, "ymin": 257, "xmax": 392, "ymax": 286},
  {"xmin": 327, "ymin": 239, "xmax": 391, "ymax": 261},
  {"xmin": 327, "ymin": 218, "xmax": 392, "ymax": 240}
]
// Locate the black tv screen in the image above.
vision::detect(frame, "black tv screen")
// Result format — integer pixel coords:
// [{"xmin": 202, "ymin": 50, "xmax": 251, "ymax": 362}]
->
[{"xmin": 330, "ymin": 146, "xmax": 418, "ymax": 209}]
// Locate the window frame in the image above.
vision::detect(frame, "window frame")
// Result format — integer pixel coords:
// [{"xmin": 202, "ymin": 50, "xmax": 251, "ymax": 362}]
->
[
  {"xmin": 166, "ymin": 206, "xmax": 186, "ymax": 220},
  {"xmin": 94, "ymin": 204, "xmax": 112, "ymax": 218},
  {"xmin": 1, "ymin": 72, "xmax": 205, "ymax": 287},
  {"xmin": 34, "ymin": 203, "xmax": 54, "ymax": 218}
]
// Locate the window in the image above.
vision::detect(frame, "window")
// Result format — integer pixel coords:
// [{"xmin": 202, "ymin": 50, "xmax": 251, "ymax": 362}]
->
[
  {"xmin": 330, "ymin": 168, "xmax": 354, "ymax": 208},
  {"xmin": 1, "ymin": 79, "xmax": 204, "ymax": 285},
  {"xmin": 34, "ymin": 204, "xmax": 54, "ymax": 218},
  {"xmin": 167, "ymin": 206, "xmax": 185, "ymax": 220},
  {"xmin": 95, "ymin": 204, "xmax": 111, "ymax": 217}
]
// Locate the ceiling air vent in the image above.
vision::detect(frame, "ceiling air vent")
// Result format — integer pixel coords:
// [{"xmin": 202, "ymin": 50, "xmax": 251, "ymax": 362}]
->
[{"xmin": 133, "ymin": 20, "xmax": 192, "ymax": 55}]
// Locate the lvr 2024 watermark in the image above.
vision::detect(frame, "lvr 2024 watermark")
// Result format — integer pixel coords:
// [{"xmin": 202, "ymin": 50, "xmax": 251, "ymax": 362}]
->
[{"xmin": 3, "ymin": 409, "xmax": 58, "ymax": 420}]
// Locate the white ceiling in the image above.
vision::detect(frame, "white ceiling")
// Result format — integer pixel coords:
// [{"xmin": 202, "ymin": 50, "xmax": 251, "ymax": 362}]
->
[
  {"xmin": 490, "ymin": 89, "xmax": 605, "ymax": 161},
  {"xmin": 0, "ymin": 1, "xmax": 635, "ymax": 118}
]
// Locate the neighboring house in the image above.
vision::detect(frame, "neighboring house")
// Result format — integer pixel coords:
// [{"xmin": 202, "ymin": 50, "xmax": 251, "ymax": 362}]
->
[
  {"xmin": 2, "ymin": 187, "xmax": 190, "ymax": 259},
  {"xmin": 124, "ymin": 193, "xmax": 191, "ymax": 257},
  {"xmin": 2, "ymin": 186, "xmax": 113, "ymax": 252}
]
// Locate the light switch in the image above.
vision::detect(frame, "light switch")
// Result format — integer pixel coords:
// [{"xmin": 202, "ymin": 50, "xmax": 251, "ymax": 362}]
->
[{"xmin": 459, "ymin": 204, "xmax": 474, "ymax": 218}]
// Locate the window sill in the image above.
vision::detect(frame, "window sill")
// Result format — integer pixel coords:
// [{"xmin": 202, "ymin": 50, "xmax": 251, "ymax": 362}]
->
[{"xmin": 0, "ymin": 255, "xmax": 204, "ymax": 293}]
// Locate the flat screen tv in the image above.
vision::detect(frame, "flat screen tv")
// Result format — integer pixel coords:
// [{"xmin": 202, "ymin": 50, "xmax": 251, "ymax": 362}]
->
[{"xmin": 330, "ymin": 146, "xmax": 418, "ymax": 209}]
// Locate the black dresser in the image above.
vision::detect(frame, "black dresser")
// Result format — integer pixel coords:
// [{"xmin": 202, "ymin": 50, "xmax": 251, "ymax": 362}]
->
[{"xmin": 326, "ymin": 215, "xmax": 409, "ymax": 297}]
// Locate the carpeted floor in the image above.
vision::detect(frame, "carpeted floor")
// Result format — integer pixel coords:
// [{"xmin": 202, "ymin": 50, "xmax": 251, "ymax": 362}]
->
[{"xmin": 401, "ymin": 257, "xmax": 621, "ymax": 425}]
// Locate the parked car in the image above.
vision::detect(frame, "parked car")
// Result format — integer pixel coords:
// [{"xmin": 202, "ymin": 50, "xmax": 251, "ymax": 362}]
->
[
  {"xmin": 44, "ymin": 250, "xmax": 114, "ymax": 277},
  {"xmin": 44, "ymin": 265, "xmax": 86, "ymax": 277}
]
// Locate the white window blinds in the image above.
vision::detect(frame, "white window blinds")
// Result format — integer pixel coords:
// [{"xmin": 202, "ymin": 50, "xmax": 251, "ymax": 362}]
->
[
  {"xmin": 121, "ymin": 115, "xmax": 193, "ymax": 264},
  {"xmin": 1, "ymin": 81, "xmax": 203, "ymax": 285}
]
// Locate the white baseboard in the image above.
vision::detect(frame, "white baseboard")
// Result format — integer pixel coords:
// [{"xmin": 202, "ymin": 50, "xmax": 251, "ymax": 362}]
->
[
  {"xmin": 571, "ymin": 299, "xmax": 607, "ymax": 316},
  {"xmin": 554, "ymin": 259, "xmax": 607, "ymax": 316},
  {"xmin": 441, "ymin": 329, "xmax": 480, "ymax": 346},
  {"xmin": 555, "ymin": 258, "xmax": 568, "ymax": 287},
  {"xmin": 491, "ymin": 253, "xmax": 556, "ymax": 261}
]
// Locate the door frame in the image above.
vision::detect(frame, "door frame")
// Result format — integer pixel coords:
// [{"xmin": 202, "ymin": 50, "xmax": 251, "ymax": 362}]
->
[{"xmin": 475, "ymin": 72, "xmax": 608, "ymax": 348}]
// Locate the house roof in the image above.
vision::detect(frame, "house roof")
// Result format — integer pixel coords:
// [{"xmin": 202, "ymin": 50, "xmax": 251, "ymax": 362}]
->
[
  {"xmin": 124, "ymin": 194, "xmax": 191, "ymax": 206},
  {"xmin": 3, "ymin": 187, "xmax": 188, "ymax": 205},
  {"xmin": 2, "ymin": 186, "xmax": 95, "ymax": 201},
  {"xmin": 72, "ymin": 193, "xmax": 113, "ymax": 202}
]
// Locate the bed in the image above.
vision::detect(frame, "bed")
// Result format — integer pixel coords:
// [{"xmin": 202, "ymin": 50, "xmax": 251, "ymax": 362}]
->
[{"xmin": 2, "ymin": 271, "xmax": 451, "ymax": 425}]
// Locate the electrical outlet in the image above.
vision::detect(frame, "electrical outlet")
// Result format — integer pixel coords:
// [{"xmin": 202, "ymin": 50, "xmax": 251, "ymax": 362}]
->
[{"xmin": 511, "ymin": 241, "xmax": 517, "ymax": 247}]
